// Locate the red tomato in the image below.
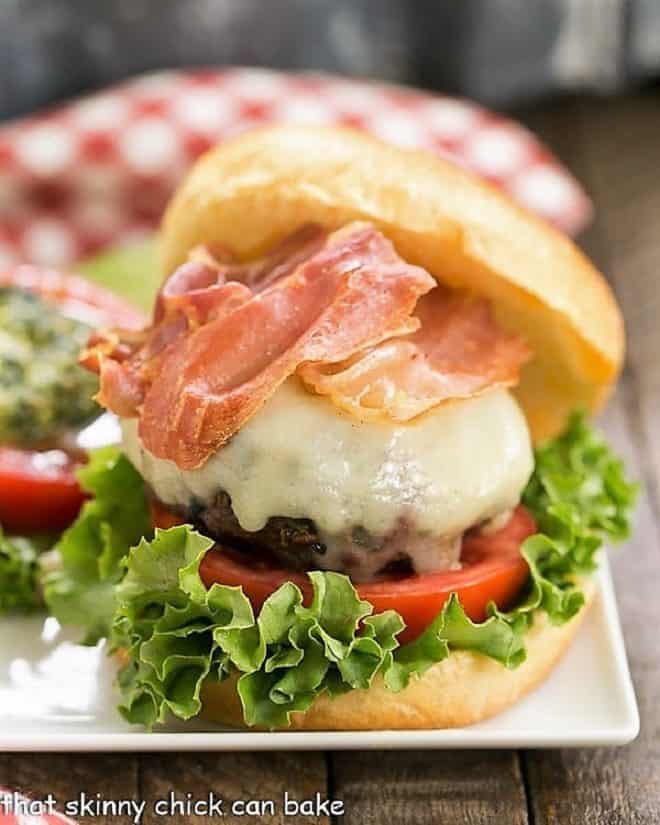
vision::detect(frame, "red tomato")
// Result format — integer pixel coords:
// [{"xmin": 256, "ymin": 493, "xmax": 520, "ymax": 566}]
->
[
  {"xmin": 0, "ymin": 447, "xmax": 84, "ymax": 532},
  {"xmin": 351, "ymin": 507, "xmax": 535, "ymax": 641},
  {"xmin": 150, "ymin": 499, "xmax": 187, "ymax": 530},
  {"xmin": 0, "ymin": 265, "xmax": 145, "ymax": 533},
  {"xmin": 153, "ymin": 502, "xmax": 535, "ymax": 643}
]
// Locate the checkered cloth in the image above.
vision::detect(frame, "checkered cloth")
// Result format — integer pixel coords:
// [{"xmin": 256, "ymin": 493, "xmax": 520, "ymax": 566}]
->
[{"xmin": 0, "ymin": 68, "xmax": 592, "ymax": 272}]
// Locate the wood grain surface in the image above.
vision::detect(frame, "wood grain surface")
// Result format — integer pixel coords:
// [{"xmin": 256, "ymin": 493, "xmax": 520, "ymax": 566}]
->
[
  {"xmin": 515, "ymin": 90, "xmax": 660, "ymax": 825},
  {"xmin": 332, "ymin": 750, "xmax": 528, "ymax": 825},
  {"xmin": 138, "ymin": 752, "xmax": 329, "ymax": 825},
  {"xmin": 0, "ymin": 754, "xmax": 139, "ymax": 825},
  {"xmin": 0, "ymin": 89, "xmax": 658, "ymax": 825}
]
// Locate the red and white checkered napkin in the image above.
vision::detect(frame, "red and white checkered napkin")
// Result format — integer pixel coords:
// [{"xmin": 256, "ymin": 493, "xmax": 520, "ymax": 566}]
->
[
  {"xmin": 0, "ymin": 68, "xmax": 592, "ymax": 271},
  {"xmin": 0, "ymin": 787, "xmax": 76, "ymax": 825}
]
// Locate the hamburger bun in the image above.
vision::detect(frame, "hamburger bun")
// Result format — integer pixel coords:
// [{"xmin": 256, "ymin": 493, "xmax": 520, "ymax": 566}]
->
[
  {"xmin": 199, "ymin": 579, "xmax": 595, "ymax": 730},
  {"xmin": 160, "ymin": 125, "xmax": 624, "ymax": 443}
]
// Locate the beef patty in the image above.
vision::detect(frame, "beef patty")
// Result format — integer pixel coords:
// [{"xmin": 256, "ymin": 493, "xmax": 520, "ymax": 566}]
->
[
  {"xmin": 191, "ymin": 490, "xmax": 327, "ymax": 570},
  {"xmin": 166, "ymin": 488, "xmax": 465, "ymax": 581}
]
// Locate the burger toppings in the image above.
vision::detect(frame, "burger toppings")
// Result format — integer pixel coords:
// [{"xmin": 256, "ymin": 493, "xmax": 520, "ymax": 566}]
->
[
  {"xmin": 84, "ymin": 222, "xmax": 529, "ymax": 471},
  {"xmin": 299, "ymin": 284, "xmax": 531, "ymax": 422},
  {"xmin": 86, "ymin": 222, "xmax": 436, "ymax": 468},
  {"xmin": 195, "ymin": 504, "xmax": 537, "ymax": 643},
  {"xmin": 121, "ymin": 379, "xmax": 534, "ymax": 580},
  {"xmin": 84, "ymin": 221, "xmax": 535, "ymax": 580},
  {"xmin": 0, "ymin": 286, "xmax": 99, "ymax": 446}
]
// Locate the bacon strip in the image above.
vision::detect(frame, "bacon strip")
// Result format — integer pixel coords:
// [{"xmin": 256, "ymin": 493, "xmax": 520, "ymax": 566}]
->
[
  {"xmin": 298, "ymin": 286, "xmax": 531, "ymax": 422},
  {"xmin": 88, "ymin": 222, "xmax": 435, "ymax": 468},
  {"xmin": 299, "ymin": 286, "xmax": 531, "ymax": 421},
  {"xmin": 85, "ymin": 221, "xmax": 530, "ymax": 470}
]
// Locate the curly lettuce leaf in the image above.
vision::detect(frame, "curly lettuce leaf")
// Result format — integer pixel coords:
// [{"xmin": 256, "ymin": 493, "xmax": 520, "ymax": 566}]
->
[
  {"xmin": 518, "ymin": 412, "xmax": 638, "ymax": 626},
  {"xmin": 525, "ymin": 412, "xmax": 636, "ymax": 545},
  {"xmin": 42, "ymin": 446, "xmax": 151, "ymax": 643},
  {"xmin": 385, "ymin": 595, "xmax": 529, "ymax": 692},
  {"xmin": 113, "ymin": 526, "xmax": 395, "ymax": 729},
  {"xmin": 0, "ymin": 530, "xmax": 50, "ymax": 613}
]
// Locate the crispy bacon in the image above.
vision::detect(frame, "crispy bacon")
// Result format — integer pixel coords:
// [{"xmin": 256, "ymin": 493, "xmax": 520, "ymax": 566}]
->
[
  {"xmin": 155, "ymin": 224, "xmax": 326, "ymax": 326},
  {"xmin": 85, "ymin": 221, "xmax": 530, "ymax": 469},
  {"xmin": 87, "ymin": 222, "xmax": 437, "ymax": 468},
  {"xmin": 223, "ymin": 224, "xmax": 327, "ymax": 293},
  {"xmin": 299, "ymin": 286, "xmax": 531, "ymax": 421}
]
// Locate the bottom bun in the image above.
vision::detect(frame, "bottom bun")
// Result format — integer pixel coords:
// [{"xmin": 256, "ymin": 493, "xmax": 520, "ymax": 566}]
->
[{"xmin": 200, "ymin": 579, "xmax": 595, "ymax": 730}]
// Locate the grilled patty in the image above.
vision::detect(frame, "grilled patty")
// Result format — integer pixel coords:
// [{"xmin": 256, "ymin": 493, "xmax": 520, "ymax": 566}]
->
[
  {"xmin": 189, "ymin": 490, "xmax": 328, "ymax": 570},
  {"xmin": 173, "ymin": 489, "xmax": 425, "ymax": 578}
]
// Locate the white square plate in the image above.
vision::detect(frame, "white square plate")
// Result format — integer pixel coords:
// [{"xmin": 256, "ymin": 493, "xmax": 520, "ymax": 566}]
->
[{"xmin": 0, "ymin": 555, "xmax": 638, "ymax": 751}]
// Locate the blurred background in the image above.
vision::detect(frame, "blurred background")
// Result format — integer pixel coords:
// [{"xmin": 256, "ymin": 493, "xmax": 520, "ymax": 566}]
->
[
  {"xmin": 0, "ymin": 0, "xmax": 658, "ymax": 294},
  {"xmin": 1, "ymin": 0, "xmax": 659, "ymax": 118},
  {"xmin": 0, "ymin": 0, "xmax": 657, "ymax": 305}
]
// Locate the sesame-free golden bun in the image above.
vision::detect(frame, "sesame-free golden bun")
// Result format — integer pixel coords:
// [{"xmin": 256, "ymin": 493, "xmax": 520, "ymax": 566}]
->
[
  {"xmin": 198, "ymin": 580, "xmax": 594, "ymax": 730},
  {"xmin": 160, "ymin": 125, "xmax": 624, "ymax": 443}
]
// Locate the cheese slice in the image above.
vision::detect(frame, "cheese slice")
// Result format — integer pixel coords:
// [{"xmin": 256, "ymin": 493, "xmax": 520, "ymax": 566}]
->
[{"xmin": 122, "ymin": 378, "xmax": 533, "ymax": 552}]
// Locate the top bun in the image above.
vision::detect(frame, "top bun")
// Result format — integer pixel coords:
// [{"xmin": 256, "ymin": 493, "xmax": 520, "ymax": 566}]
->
[{"xmin": 160, "ymin": 125, "xmax": 624, "ymax": 443}]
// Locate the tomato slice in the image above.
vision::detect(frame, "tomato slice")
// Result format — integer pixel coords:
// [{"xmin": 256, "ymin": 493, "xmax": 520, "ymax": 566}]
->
[
  {"xmin": 153, "ymin": 501, "xmax": 535, "ymax": 643},
  {"xmin": 351, "ymin": 508, "xmax": 535, "ymax": 641},
  {"xmin": 151, "ymin": 499, "xmax": 188, "ymax": 530},
  {"xmin": 0, "ymin": 446, "xmax": 85, "ymax": 532},
  {"xmin": 0, "ymin": 265, "xmax": 146, "ymax": 533}
]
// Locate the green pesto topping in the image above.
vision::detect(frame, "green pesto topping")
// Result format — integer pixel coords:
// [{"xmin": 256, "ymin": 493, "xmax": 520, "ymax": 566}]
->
[{"xmin": 0, "ymin": 286, "xmax": 100, "ymax": 445}]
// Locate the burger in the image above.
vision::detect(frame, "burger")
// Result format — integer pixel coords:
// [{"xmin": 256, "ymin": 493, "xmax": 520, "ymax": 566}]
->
[{"xmin": 45, "ymin": 126, "xmax": 636, "ymax": 730}]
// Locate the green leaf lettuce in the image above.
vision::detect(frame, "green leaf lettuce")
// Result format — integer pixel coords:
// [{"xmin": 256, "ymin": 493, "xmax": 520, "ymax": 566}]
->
[
  {"xmin": 42, "ymin": 446, "xmax": 151, "ymax": 643},
  {"xmin": 0, "ymin": 530, "xmax": 49, "ymax": 613}
]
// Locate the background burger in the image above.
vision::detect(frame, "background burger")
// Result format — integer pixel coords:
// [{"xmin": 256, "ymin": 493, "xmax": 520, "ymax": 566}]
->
[
  {"xmin": 44, "ymin": 126, "xmax": 636, "ymax": 730},
  {"xmin": 0, "ymin": 266, "xmax": 143, "ymax": 613}
]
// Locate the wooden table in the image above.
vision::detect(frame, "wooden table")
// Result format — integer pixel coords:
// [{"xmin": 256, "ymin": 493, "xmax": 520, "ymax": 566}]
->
[{"xmin": 2, "ymin": 89, "xmax": 659, "ymax": 824}]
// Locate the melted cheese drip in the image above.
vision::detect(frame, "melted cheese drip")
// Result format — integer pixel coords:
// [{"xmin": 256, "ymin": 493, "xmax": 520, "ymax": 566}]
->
[{"xmin": 122, "ymin": 379, "xmax": 534, "ymax": 552}]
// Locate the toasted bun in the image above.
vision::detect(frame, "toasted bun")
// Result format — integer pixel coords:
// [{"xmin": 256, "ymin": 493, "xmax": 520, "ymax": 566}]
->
[
  {"xmin": 160, "ymin": 126, "xmax": 623, "ymax": 442},
  {"xmin": 199, "ymin": 579, "xmax": 594, "ymax": 730}
]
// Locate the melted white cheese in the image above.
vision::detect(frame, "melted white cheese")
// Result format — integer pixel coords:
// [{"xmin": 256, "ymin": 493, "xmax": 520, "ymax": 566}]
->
[{"xmin": 121, "ymin": 378, "xmax": 534, "ymax": 551}]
